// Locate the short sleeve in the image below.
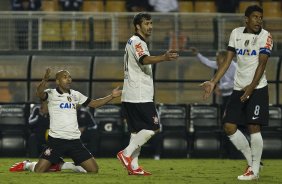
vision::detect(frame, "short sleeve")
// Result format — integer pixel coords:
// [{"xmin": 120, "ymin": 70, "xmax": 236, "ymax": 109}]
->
[
  {"xmin": 259, "ymin": 32, "xmax": 273, "ymax": 56},
  {"xmin": 43, "ymin": 89, "xmax": 52, "ymax": 101},
  {"xmin": 132, "ymin": 40, "xmax": 150, "ymax": 62},
  {"xmin": 75, "ymin": 91, "xmax": 88, "ymax": 105},
  {"xmin": 228, "ymin": 29, "xmax": 236, "ymax": 49}
]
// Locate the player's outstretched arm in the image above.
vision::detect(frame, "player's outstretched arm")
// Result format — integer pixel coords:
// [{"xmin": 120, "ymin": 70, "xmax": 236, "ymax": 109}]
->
[
  {"xmin": 210, "ymin": 50, "xmax": 234, "ymax": 84},
  {"xmin": 36, "ymin": 68, "xmax": 51, "ymax": 100},
  {"xmin": 142, "ymin": 49, "xmax": 179, "ymax": 65},
  {"xmin": 87, "ymin": 86, "xmax": 122, "ymax": 109},
  {"xmin": 200, "ymin": 81, "xmax": 216, "ymax": 100},
  {"xmin": 200, "ymin": 50, "xmax": 234, "ymax": 100}
]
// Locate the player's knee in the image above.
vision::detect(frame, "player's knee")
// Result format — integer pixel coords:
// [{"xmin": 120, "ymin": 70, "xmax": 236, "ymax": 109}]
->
[
  {"xmin": 248, "ymin": 124, "xmax": 261, "ymax": 134},
  {"xmin": 88, "ymin": 166, "xmax": 99, "ymax": 174},
  {"xmin": 223, "ymin": 123, "xmax": 237, "ymax": 135}
]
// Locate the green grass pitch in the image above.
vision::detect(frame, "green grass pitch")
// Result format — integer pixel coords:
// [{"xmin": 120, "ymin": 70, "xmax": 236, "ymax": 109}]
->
[{"xmin": 1, "ymin": 158, "xmax": 282, "ymax": 184}]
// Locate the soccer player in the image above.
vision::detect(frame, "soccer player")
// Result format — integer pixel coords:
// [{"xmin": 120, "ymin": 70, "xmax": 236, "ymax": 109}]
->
[
  {"xmin": 117, "ymin": 12, "xmax": 179, "ymax": 175},
  {"xmin": 190, "ymin": 47, "xmax": 236, "ymax": 112},
  {"xmin": 10, "ymin": 68, "xmax": 122, "ymax": 173},
  {"xmin": 201, "ymin": 5, "xmax": 273, "ymax": 180}
]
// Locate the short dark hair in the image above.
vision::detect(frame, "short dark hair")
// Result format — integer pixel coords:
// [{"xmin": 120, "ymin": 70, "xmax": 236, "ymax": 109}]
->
[
  {"xmin": 133, "ymin": 12, "xmax": 151, "ymax": 27},
  {"xmin": 245, "ymin": 5, "xmax": 263, "ymax": 17}
]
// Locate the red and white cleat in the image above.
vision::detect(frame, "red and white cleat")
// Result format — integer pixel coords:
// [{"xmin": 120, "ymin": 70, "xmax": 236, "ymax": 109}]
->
[
  {"xmin": 128, "ymin": 167, "xmax": 152, "ymax": 176},
  {"xmin": 9, "ymin": 160, "xmax": 29, "ymax": 172},
  {"xmin": 237, "ymin": 166, "xmax": 258, "ymax": 180},
  {"xmin": 117, "ymin": 150, "xmax": 133, "ymax": 172}
]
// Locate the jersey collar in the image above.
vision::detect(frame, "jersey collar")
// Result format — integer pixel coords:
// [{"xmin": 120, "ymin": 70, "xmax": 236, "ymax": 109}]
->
[
  {"xmin": 56, "ymin": 87, "xmax": 70, "ymax": 94},
  {"xmin": 134, "ymin": 33, "xmax": 146, "ymax": 42},
  {"xmin": 243, "ymin": 27, "xmax": 261, "ymax": 35}
]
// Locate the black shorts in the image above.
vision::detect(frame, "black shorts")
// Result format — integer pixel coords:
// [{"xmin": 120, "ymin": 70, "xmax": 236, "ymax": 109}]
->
[
  {"xmin": 122, "ymin": 102, "xmax": 160, "ymax": 133},
  {"xmin": 222, "ymin": 86, "xmax": 269, "ymax": 126},
  {"xmin": 40, "ymin": 136, "xmax": 93, "ymax": 165}
]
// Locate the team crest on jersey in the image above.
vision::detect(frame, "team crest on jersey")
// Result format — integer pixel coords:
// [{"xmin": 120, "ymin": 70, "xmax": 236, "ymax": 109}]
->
[
  {"xmin": 72, "ymin": 95, "xmax": 78, "ymax": 101},
  {"xmin": 67, "ymin": 96, "xmax": 72, "ymax": 102},
  {"xmin": 252, "ymin": 36, "xmax": 258, "ymax": 45},
  {"xmin": 244, "ymin": 40, "xmax": 249, "ymax": 47},
  {"xmin": 44, "ymin": 148, "xmax": 52, "ymax": 156},
  {"xmin": 152, "ymin": 116, "xmax": 159, "ymax": 124}
]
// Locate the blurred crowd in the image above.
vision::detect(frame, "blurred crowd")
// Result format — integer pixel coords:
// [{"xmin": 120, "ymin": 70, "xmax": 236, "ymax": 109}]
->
[{"xmin": 11, "ymin": 0, "xmax": 274, "ymax": 13}]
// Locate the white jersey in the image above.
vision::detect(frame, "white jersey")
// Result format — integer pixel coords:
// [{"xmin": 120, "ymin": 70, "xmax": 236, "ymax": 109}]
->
[
  {"xmin": 228, "ymin": 27, "xmax": 273, "ymax": 90},
  {"xmin": 45, "ymin": 88, "xmax": 88, "ymax": 140},
  {"xmin": 122, "ymin": 34, "xmax": 154, "ymax": 102}
]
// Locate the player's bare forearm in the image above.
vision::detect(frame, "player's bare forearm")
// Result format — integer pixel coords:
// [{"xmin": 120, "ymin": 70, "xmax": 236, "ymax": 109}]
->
[
  {"xmin": 142, "ymin": 55, "xmax": 166, "ymax": 64},
  {"xmin": 37, "ymin": 68, "xmax": 51, "ymax": 100},
  {"xmin": 142, "ymin": 50, "xmax": 179, "ymax": 65},
  {"xmin": 88, "ymin": 95, "xmax": 114, "ymax": 109},
  {"xmin": 211, "ymin": 51, "xmax": 234, "ymax": 83},
  {"xmin": 88, "ymin": 86, "xmax": 122, "ymax": 108},
  {"xmin": 36, "ymin": 80, "xmax": 48, "ymax": 100},
  {"xmin": 249, "ymin": 54, "xmax": 268, "ymax": 88}
]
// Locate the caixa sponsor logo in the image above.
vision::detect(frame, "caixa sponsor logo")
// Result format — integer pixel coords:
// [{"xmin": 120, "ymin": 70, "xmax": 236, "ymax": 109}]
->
[
  {"xmin": 59, "ymin": 103, "xmax": 76, "ymax": 109},
  {"xmin": 236, "ymin": 49, "xmax": 257, "ymax": 56}
]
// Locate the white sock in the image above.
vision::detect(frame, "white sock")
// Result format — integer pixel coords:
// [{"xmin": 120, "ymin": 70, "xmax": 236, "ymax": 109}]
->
[
  {"xmin": 250, "ymin": 132, "xmax": 263, "ymax": 176},
  {"xmin": 131, "ymin": 147, "xmax": 141, "ymax": 170},
  {"xmin": 123, "ymin": 129, "xmax": 155, "ymax": 157},
  {"xmin": 129, "ymin": 133, "xmax": 141, "ymax": 170},
  {"xmin": 228, "ymin": 130, "xmax": 252, "ymax": 166},
  {"xmin": 61, "ymin": 162, "xmax": 87, "ymax": 173},
  {"xmin": 25, "ymin": 161, "xmax": 37, "ymax": 172}
]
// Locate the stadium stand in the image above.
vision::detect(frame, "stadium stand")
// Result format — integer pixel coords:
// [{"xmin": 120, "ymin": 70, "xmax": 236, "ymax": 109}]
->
[
  {"xmin": 0, "ymin": 55, "xmax": 29, "ymax": 102},
  {"xmin": 92, "ymin": 56, "xmax": 123, "ymax": 104},
  {"xmin": 93, "ymin": 104, "xmax": 124, "ymax": 157},
  {"xmin": 0, "ymin": 104, "xmax": 28, "ymax": 157},
  {"xmin": 61, "ymin": 20, "xmax": 89, "ymax": 41},
  {"xmin": 82, "ymin": 0, "xmax": 104, "ymax": 12},
  {"xmin": 41, "ymin": 20, "xmax": 62, "ymax": 42},
  {"xmin": 194, "ymin": 1, "xmax": 216, "ymax": 13},
  {"xmin": 189, "ymin": 104, "xmax": 222, "ymax": 158},
  {"xmin": 158, "ymin": 104, "xmax": 188, "ymax": 158},
  {"xmin": 262, "ymin": 106, "xmax": 282, "ymax": 158},
  {"xmin": 262, "ymin": 1, "xmax": 282, "ymax": 18},
  {"xmin": 105, "ymin": 0, "xmax": 126, "ymax": 12},
  {"xmin": 42, "ymin": 0, "xmax": 60, "ymax": 11},
  {"xmin": 178, "ymin": 0, "xmax": 193, "ymax": 12},
  {"xmin": 238, "ymin": 1, "xmax": 260, "ymax": 13}
]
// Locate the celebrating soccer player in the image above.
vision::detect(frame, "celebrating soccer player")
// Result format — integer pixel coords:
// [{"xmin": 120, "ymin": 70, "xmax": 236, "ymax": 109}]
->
[{"xmin": 10, "ymin": 68, "xmax": 122, "ymax": 173}]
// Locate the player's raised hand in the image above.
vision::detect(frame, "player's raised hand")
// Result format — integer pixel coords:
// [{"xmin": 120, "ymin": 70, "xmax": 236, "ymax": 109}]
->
[
  {"xmin": 43, "ymin": 68, "xmax": 51, "ymax": 82},
  {"xmin": 111, "ymin": 86, "xmax": 122, "ymax": 98},
  {"xmin": 165, "ymin": 49, "xmax": 179, "ymax": 61},
  {"xmin": 200, "ymin": 81, "xmax": 215, "ymax": 100}
]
